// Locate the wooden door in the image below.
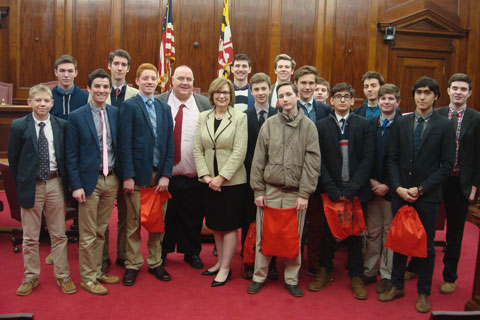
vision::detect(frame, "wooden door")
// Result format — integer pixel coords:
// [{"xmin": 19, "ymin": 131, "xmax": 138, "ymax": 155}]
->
[{"xmin": 389, "ymin": 51, "xmax": 451, "ymax": 113}]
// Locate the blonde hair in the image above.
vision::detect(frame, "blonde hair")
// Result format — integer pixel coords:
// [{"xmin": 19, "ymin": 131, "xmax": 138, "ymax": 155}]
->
[{"xmin": 207, "ymin": 78, "xmax": 235, "ymax": 107}]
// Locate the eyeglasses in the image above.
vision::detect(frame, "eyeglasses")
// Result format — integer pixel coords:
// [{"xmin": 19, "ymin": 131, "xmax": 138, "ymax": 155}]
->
[
  {"xmin": 214, "ymin": 91, "xmax": 231, "ymax": 96},
  {"xmin": 333, "ymin": 94, "xmax": 352, "ymax": 101}
]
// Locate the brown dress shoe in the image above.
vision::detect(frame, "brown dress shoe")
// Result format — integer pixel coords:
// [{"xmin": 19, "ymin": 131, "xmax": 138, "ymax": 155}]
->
[
  {"xmin": 16, "ymin": 278, "xmax": 39, "ymax": 296},
  {"xmin": 440, "ymin": 281, "xmax": 457, "ymax": 294},
  {"xmin": 416, "ymin": 294, "xmax": 430, "ymax": 313},
  {"xmin": 351, "ymin": 277, "xmax": 368, "ymax": 300},
  {"xmin": 377, "ymin": 286, "xmax": 405, "ymax": 302},
  {"xmin": 308, "ymin": 268, "xmax": 333, "ymax": 292}
]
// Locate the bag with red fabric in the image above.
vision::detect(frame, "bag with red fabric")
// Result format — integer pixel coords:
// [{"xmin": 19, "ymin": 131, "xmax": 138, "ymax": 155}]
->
[
  {"xmin": 385, "ymin": 204, "xmax": 427, "ymax": 258},
  {"xmin": 243, "ymin": 221, "xmax": 256, "ymax": 265},
  {"xmin": 140, "ymin": 188, "xmax": 172, "ymax": 233},
  {"xmin": 261, "ymin": 206, "xmax": 299, "ymax": 259},
  {"xmin": 321, "ymin": 194, "xmax": 367, "ymax": 240}
]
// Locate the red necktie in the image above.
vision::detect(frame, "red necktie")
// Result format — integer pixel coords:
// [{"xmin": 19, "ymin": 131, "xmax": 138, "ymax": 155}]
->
[
  {"xmin": 173, "ymin": 104, "xmax": 185, "ymax": 165},
  {"xmin": 115, "ymin": 88, "xmax": 120, "ymax": 99}
]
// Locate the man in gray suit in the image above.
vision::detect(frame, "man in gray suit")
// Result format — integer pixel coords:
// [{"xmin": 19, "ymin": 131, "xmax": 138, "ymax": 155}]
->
[{"xmin": 155, "ymin": 65, "xmax": 211, "ymax": 269}]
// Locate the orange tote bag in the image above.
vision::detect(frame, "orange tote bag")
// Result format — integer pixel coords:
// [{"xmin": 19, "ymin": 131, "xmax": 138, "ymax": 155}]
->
[
  {"xmin": 243, "ymin": 221, "xmax": 257, "ymax": 265},
  {"xmin": 140, "ymin": 188, "xmax": 172, "ymax": 233},
  {"xmin": 261, "ymin": 206, "xmax": 299, "ymax": 259}
]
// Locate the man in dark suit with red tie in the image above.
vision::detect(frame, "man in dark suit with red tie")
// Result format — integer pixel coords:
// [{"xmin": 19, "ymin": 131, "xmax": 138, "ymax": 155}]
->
[
  {"xmin": 435, "ymin": 73, "xmax": 480, "ymax": 295},
  {"xmin": 155, "ymin": 65, "xmax": 211, "ymax": 269},
  {"xmin": 243, "ymin": 73, "xmax": 278, "ymax": 279}
]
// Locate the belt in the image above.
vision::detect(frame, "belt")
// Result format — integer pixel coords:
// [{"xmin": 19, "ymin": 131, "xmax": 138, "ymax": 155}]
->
[
  {"xmin": 38, "ymin": 171, "xmax": 58, "ymax": 181},
  {"xmin": 98, "ymin": 169, "xmax": 114, "ymax": 176}
]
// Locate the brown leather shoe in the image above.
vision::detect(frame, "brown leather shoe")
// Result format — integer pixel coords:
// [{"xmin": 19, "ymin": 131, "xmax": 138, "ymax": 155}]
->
[
  {"xmin": 97, "ymin": 273, "xmax": 120, "ymax": 284},
  {"xmin": 440, "ymin": 281, "xmax": 457, "ymax": 294},
  {"xmin": 57, "ymin": 277, "xmax": 76, "ymax": 294},
  {"xmin": 377, "ymin": 286, "xmax": 405, "ymax": 302},
  {"xmin": 351, "ymin": 277, "xmax": 368, "ymax": 300},
  {"xmin": 16, "ymin": 278, "xmax": 39, "ymax": 296},
  {"xmin": 308, "ymin": 268, "xmax": 333, "ymax": 292},
  {"xmin": 416, "ymin": 294, "xmax": 431, "ymax": 313},
  {"xmin": 376, "ymin": 278, "xmax": 393, "ymax": 294},
  {"xmin": 80, "ymin": 281, "xmax": 107, "ymax": 295}
]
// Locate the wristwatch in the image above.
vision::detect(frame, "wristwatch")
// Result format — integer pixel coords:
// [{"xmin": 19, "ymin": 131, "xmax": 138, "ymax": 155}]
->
[{"xmin": 418, "ymin": 186, "xmax": 424, "ymax": 196}]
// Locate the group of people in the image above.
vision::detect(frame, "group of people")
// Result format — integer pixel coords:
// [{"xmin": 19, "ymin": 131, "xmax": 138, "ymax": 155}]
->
[{"xmin": 8, "ymin": 50, "xmax": 478, "ymax": 314}]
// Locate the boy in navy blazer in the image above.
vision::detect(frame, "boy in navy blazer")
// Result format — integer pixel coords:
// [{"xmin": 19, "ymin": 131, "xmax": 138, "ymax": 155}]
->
[
  {"xmin": 8, "ymin": 84, "xmax": 76, "ymax": 296},
  {"xmin": 378, "ymin": 77, "xmax": 455, "ymax": 313},
  {"xmin": 66, "ymin": 69, "xmax": 120, "ymax": 295},
  {"xmin": 119, "ymin": 63, "xmax": 174, "ymax": 286}
]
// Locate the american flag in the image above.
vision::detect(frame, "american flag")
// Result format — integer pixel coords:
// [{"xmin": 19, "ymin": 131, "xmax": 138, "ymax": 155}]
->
[
  {"xmin": 218, "ymin": 0, "xmax": 233, "ymax": 78},
  {"xmin": 159, "ymin": 0, "xmax": 175, "ymax": 92}
]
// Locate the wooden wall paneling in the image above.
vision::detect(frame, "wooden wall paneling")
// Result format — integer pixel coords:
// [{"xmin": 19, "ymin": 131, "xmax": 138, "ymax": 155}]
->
[
  {"xmin": 8, "ymin": 0, "xmax": 18, "ymax": 99},
  {"xmin": 54, "ymin": 0, "xmax": 65, "ymax": 61},
  {"xmin": 314, "ymin": 0, "xmax": 326, "ymax": 78},
  {"xmin": 173, "ymin": 0, "xmax": 219, "ymax": 92},
  {"xmin": 19, "ymin": 0, "xmax": 56, "ymax": 88},
  {"xmin": 268, "ymin": 0, "xmax": 281, "ymax": 78},
  {"xmin": 72, "ymin": 0, "xmax": 113, "ymax": 89},
  {"xmin": 111, "ymin": 0, "xmax": 123, "ymax": 50},
  {"xmin": 230, "ymin": 0, "xmax": 271, "ymax": 78},
  {"xmin": 467, "ymin": 0, "xmax": 479, "ymax": 109},
  {"xmin": 122, "ymin": 0, "xmax": 162, "ymax": 87},
  {"xmin": 321, "ymin": 0, "xmax": 335, "ymax": 83},
  {"xmin": 330, "ymin": 0, "xmax": 371, "ymax": 97},
  {"xmin": 367, "ymin": 0, "xmax": 379, "ymax": 71},
  {"xmin": 0, "ymin": 1, "xmax": 9, "ymax": 83},
  {"xmin": 279, "ymin": 0, "xmax": 317, "ymax": 70}
]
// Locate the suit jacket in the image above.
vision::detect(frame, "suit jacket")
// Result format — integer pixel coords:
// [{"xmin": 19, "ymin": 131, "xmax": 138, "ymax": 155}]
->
[
  {"xmin": 88, "ymin": 85, "xmax": 139, "ymax": 106},
  {"xmin": 66, "ymin": 104, "xmax": 119, "ymax": 196},
  {"xmin": 297, "ymin": 100, "xmax": 332, "ymax": 122},
  {"xmin": 155, "ymin": 91, "xmax": 211, "ymax": 112},
  {"xmin": 435, "ymin": 106, "xmax": 480, "ymax": 198},
  {"xmin": 388, "ymin": 111, "xmax": 455, "ymax": 203},
  {"xmin": 193, "ymin": 106, "xmax": 247, "ymax": 186},
  {"xmin": 8, "ymin": 113, "xmax": 68, "ymax": 208},
  {"xmin": 367, "ymin": 113, "xmax": 402, "ymax": 200},
  {"xmin": 118, "ymin": 95, "xmax": 174, "ymax": 186},
  {"xmin": 244, "ymin": 106, "xmax": 278, "ymax": 179},
  {"xmin": 317, "ymin": 112, "xmax": 375, "ymax": 202}
]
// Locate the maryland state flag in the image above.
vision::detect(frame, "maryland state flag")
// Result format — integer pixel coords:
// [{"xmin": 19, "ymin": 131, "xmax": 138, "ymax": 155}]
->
[
  {"xmin": 217, "ymin": 0, "xmax": 233, "ymax": 78},
  {"xmin": 158, "ymin": 0, "xmax": 175, "ymax": 92}
]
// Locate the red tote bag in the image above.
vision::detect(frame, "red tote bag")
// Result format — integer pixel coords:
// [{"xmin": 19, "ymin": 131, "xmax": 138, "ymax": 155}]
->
[
  {"xmin": 321, "ymin": 194, "xmax": 367, "ymax": 240},
  {"xmin": 385, "ymin": 204, "xmax": 427, "ymax": 258},
  {"xmin": 261, "ymin": 206, "xmax": 299, "ymax": 259},
  {"xmin": 140, "ymin": 188, "xmax": 172, "ymax": 233},
  {"xmin": 243, "ymin": 221, "xmax": 256, "ymax": 266}
]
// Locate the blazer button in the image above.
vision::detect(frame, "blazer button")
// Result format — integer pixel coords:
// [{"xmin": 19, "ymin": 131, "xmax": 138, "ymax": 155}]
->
[{"xmin": 408, "ymin": 172, "xmax": 412, "ymax": 175}]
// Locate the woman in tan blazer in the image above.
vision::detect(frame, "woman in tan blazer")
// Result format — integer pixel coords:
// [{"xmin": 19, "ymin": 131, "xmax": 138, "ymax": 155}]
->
[{"xmin": 193, "ymin": 78, "xmax": 247, "ymax": 287}]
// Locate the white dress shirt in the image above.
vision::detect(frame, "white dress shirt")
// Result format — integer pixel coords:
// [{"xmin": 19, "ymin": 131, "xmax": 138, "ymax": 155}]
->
[{"xmin": 168, "ymin": 93, "xmax": 200, "ymax": 177}]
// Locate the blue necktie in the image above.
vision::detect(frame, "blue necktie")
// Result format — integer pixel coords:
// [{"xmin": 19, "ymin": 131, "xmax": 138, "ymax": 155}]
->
[
  {"xmin": 38, "ymin": 122, "xmax": 50, "ymax": 182},
  {"xmin": 413, "ymin": 117, "xmax": 424, "ymax": 157},
  {"xmin": 146, "ymin": 99, "xmax": 157, "ymax": 136}
]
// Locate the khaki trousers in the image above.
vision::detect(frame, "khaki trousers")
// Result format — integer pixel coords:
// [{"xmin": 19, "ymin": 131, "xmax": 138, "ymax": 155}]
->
[
  {"xmin": 21, "ymin": 177, "xmax": 69, "ymax": 280},
  {"xmin": 364, "ymin": 196, "xmax": 393, "ymax": 279},
  {"xmin": 102, "ymin": 189, "xmax": 127, "ymax": 262},
  {"xmin": 78, "ymin": 174, "xmax": 119, "ymax": 282},
  {"xmin": 125, "ymin": 171, "xmax": 167, "ymax": 270},
  {"xmin": 252, "ymin": 184, "xmax": 306, "ymax": 285}
]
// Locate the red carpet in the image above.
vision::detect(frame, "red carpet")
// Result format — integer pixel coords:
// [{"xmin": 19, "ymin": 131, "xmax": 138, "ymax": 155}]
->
[{"xmin": 0, "ymin": 191, "xmax": 478, "ymax": 319}]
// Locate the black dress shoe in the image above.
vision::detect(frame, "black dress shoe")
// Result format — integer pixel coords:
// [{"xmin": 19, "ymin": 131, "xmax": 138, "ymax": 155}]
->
[
  {"xmin": 184, "ymin": 254, "xmax": 203, "ymax": 269},
  {"xmin": 115, "ymin": 258, "xmax": 125, "ymax": 268},
  {"xmin": 201, "ymin": 269, "xmax": 219, "ymax": 276},
  {"xmin": 211, "ymin": 270, "xmax": 232, "ymax": 287},
  {"xmin": 148, "ymin": 266, "xmax": 171, "ymax": 281},
  {"xmin": 123, "ymin": 269, "xmax": 138, "ymax": 286}
]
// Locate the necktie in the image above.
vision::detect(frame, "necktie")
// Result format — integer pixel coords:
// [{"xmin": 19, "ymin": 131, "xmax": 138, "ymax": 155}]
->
[
  {"xmin": 115, "ymin": 88, "xmax": 120, "ymax": 99},
  {"xmin": 381, "ymin": 118, "xmax": 389, "ymax": 130},
  {"xmin": 100, "ymin": 109, "xmax": 108, "ymax": 176},
  {"xmin": 146, "ymin": 99, "xmax": 157, "ymax": 131},
  {"xmin": 258, "ymin": 110, "xmax": 266, "ymax": 127},
  {"xmin": 451, "ymin": 111, "xmax": 458, "ymax": 132},
  {"xmin": 413, "ymin": 117, "xmax": 424, "ymax": 157},
  {"xmin": 38, "ymin": 122, "xmax": 50, "ymax": 182},
  {"xmin": 340, "ymin": 118, "xmax": 346, "ymax": 133},
  {"xmin": 173, "ymin": 104, "xmax": 185, "ymax": 165}
]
